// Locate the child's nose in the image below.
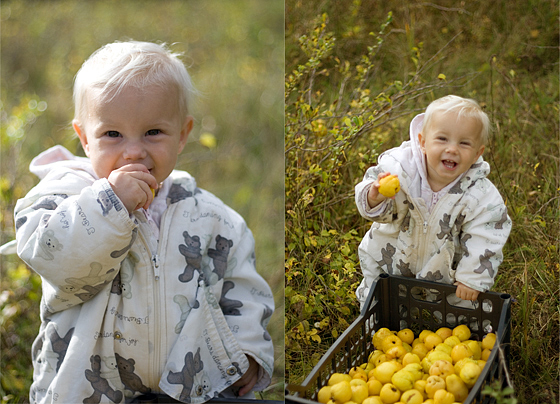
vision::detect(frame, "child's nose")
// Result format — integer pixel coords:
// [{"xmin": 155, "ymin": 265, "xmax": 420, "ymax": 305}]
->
[
  {"xmin": 123, "ymin": 141, "xmax": 148, "ymax": 160},
  {"xmin": 446, "ymin": 143, "xmax": 458, "ymax": 154}
]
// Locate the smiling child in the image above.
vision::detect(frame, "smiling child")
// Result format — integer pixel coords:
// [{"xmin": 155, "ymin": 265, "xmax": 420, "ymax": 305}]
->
[{"xmin": 355, "ymin": 95, "xmax": 512, "ymax": 304}]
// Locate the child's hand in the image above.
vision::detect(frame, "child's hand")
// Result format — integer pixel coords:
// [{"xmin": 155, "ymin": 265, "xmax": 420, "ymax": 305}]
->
[
  {"xmin": 367, "ymin": 172, "xmax": 394, "ymax": 208},
  {"xmin": 107, "ymin": 164, "xmax": 158, "ymax": 213},
  {"xmin": 232, "ymin": 355, "xmax": 259, "ymax": 397},
  {"xmin": 454, "ymin": 282, "xmax": 480, "ymax": 301}
]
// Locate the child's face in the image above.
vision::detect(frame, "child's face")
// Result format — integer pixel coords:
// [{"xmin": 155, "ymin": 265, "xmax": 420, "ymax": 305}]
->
[
  {"xmin": 74, "ymin": 84, "xmax": 192, "ymax": 185},
  {"xmin": 418, "ymin": 111, "xmax": 485, "ymax": 192}
]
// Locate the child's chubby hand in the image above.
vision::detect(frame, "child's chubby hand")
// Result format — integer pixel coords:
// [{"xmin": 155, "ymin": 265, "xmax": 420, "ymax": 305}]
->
[
  {"xmin": 232, "ymin": 355, "xmax": 259, "ymax": 397},
  {"xmin": 107, "ymin": 164, "xmax": 159, "ymax": 213},
  {"xmin": 367, "ymin": 172, "xmax": 398, "ymax": 209},
  {"xmin": 454, "ymin": 282, "xmax": 480, "ymax": 301}
]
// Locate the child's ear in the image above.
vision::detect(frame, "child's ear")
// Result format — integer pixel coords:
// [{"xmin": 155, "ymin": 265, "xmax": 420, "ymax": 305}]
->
[
  {"xmin": 177, "ymin": 116, "xmax": 194, "ymax": 154},
  {"xmin": 73, "ymin": 120, "xmax": 90, "ymax": 157},
  {"xmin": 418, "ymin": 132, "xmax": 426, "ymax": 154}
]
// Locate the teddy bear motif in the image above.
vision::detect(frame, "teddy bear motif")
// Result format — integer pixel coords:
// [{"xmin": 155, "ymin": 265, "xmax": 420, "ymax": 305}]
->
[
  {"xmin": 110, "ymin": 228, "xmax": 138, "ymax": 259},
  {"xmin": 219, "ymin": 281, "xmax": 243, "ymax": 316},
  {"xmin": 37, "ymin": 229, "xmax": 63, "ymax": 260},
  {"xmin": 115, "ymin": 352, "xmax": 151, "ymax": 395},
  {"xmin": 110, "ymin": 273, "xmax": 122, "ymax": 296},
  {"xmin": 376, "ymin": 243, "xmax": 396, "ymax": 272},
  {"xmin": 454, "ymin": 213, "xmax": 466, "ymax": 235},
  {"xmin": 474, "ymin": 249, "xmax": 496, "ymax": 277},
  {"xmin": 192, "ymin": 371, "xmax": 212, "ymax": 398},
  {"xmin": 84, "ymin": 355, "xmax": 124, "ymax": 404},
  {"xmin": 460, "ymin": 233, "xmax": 472, "ymax": 258},
  {"xmin": 178, "ymin": 231, "xmax": 203, "ymax": 283},
  {"xmin": 207, "ymin": 235, "xmax": 234, "ymax": 281},
  {"xmin": 46, "ymin": 326, "xmax": 74, "ymax": 372},
  {"xmin": 167, "ymin": 347, "xmax": 204, "ymax": 402},
  {"xmin": 100, "ymin": 356, "xmax": 126, "ymax": 392},
  {"xmin": 167, "ymin": 183, "xmax": 202, "ymax": 204},
  {"xmin": 400, "ymin": 213, "xmax": 412, "ymax": 233},
  {"xmin": 75, "ymin": 282, "xmax": 113, "ymax": 302},
  {"xmin": 448, "ymin": 181, "xmax": 465, "ymax": 195},
  {"xmin": 437, "ymin": 213, "xmax": 453, "ymax": 241},
  {"xmin": 32, "ymin": 335, "xmax": 56, "ymax": 374},
  {"xmin": 167, "ymin": 183, "xmax": 191, "ymax": 204},
  {"xmin": 261, "ymin": 305, "xmax": 273, "ymax": 341},
  {"xmin": 15, "ymin": 215, "xmax": 27, "ymax": 230},
  {"xmin": 60, "ymin": 262, "xmax": 115, "ymax": 296},
  {"xmin": 419, "ymin": 270, "xmax": 444, "ymax": 282},
  {"xmin": 96, "ymin": 190, "xmax": 122, "ymax": 217},
  {"xmin": 117, "ymin": 252, "xmax": 138, "ymax": 299},
  {"xmin": 173, "ymin": 294, "xmax": 200, "ymax": 334},
  {"xmin": 31, "ymin": 196, "xmax": 58, "ymax": 211},
  {"xmin": 396, "ymin": 259, "xmax": 414, "ymax": 277},
  {"xmin": 494, "ymin": 208, "xmax": 509, "ymax": 230}
]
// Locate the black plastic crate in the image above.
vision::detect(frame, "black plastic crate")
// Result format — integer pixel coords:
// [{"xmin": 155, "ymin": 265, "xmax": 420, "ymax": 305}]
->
[{"xmin": 286, "ymin": 274, "xmax": 512, "ymax": 404}]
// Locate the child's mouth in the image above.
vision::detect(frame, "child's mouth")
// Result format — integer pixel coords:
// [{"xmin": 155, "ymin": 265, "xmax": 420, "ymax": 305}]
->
[{"xmin": 442, "ymin": 160, "xmax": 457, "ymax": 169}]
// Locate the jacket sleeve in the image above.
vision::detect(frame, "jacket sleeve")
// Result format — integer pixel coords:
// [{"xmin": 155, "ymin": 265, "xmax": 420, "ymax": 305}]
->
[
  {"xmin": 15, "ymin": 171, "xmax": 138, "ymax": 313},
  {"xmin": 217, "ymin": 210, "xmax": 275, "ymax": 391},
  {"xmin": 454, "ymin": 185, "xmax": 512, "ymax": 292}
]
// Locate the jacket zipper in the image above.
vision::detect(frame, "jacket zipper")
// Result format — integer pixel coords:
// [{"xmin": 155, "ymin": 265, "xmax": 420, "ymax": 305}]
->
[
  {"xmin": 139, "ymin": 208, "xmax": 168, "ymax": 390},
  {"xmin": 151, "ymin": 250, "xmax": 162, "ymax": 388}
]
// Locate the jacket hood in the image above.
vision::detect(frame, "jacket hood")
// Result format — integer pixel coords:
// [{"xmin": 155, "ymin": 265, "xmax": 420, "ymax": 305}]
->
[{"xmin": 29, "ymin": 145, "xmax": 97, "ymax": 180}]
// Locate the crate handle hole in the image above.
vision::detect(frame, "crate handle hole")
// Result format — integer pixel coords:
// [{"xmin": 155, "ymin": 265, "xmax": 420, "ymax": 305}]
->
[
  {"xmin": 446, "ymin": 313, "xmax": 456, "ymax": 327},
  {"xmin": 482, "ymin": 299, "xmax": 493, "ymax": 313}
]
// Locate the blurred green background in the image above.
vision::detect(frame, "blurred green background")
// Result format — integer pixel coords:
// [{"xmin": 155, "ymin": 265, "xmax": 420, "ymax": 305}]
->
[{"xmin": 0, "ymin": 1, "xmax": 284, "ymax": 402}]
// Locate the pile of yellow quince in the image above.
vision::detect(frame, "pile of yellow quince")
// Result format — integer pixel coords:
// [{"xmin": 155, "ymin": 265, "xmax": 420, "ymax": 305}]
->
[{"xmin": 317, "ymin": 325, "xmax": 496, "ymax": 404}]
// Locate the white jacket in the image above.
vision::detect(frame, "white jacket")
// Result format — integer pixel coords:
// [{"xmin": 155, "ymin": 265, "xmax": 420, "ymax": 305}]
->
[
  {"xmin": 355, "ymin": 114, "xmax": 512, "ymax": 304},
  {"xmin": 14, "ymin": 146, "xmax": 274, "ymax": 404}
]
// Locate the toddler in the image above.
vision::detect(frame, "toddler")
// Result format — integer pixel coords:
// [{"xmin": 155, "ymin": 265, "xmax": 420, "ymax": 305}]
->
[
  {"xmin": 355, "ymin": 95, "xmax": 511, "ymax": 305},
  {"xmin": 14, "ymin": 41, "xmax": 274, "ymax": 404}
]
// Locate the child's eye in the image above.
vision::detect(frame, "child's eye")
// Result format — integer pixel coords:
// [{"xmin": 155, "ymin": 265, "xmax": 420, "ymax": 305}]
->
[
  {"xmin": 105, "ymin": 131, "xmax": 121, "ymax": 138},
  {"xmin": 146, "ymin": 129, "xmax": 162, "ymax": 136}
]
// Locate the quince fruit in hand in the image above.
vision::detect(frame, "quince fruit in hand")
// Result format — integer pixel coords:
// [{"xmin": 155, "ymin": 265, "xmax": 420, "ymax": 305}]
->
[{"xmin": 378, "ymin": 174, "xmax": 400, "ymax": 198}]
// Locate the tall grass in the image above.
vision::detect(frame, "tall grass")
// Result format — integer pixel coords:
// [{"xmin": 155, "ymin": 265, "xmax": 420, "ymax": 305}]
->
[
  {"xmin": 1, "ymin": 1, "xmax": 284, "ymax": 402},
  {"xmin": 285, "ymin": 1, "xmax": 559, "ymax": 403}
]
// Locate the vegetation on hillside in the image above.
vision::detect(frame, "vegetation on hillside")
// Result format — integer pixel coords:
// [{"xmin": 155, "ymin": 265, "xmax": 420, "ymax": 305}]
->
[{"xmin": 285, "ymin": 1, "xmax": 559, "ymax": 403}]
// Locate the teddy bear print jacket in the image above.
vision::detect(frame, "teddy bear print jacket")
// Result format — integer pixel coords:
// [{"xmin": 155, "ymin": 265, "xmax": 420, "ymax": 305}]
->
[
  {"xmin": 355, "ymin": 114, "xmax": 512, "ymax": 305},
  {"xmin": 14, "ymin": 146, "xmax": 275, "ymax": 404}
]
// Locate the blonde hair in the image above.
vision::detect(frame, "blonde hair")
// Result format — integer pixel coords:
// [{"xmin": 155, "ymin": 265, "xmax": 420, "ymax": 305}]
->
[
  {"xmin": 422, "ymin": 95, "xmax": 490, "ymax": 144},
  {"xmin": 73, "ymin": 40, "xmax": 196, "ymax": 124}
]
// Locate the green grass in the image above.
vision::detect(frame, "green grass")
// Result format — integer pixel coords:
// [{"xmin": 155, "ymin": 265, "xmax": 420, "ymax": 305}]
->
[
  {"xmin": 0, "ymin": 1, "xmax": 284, "ymax": 402},
  {"xmin": 285, "ymin": 1, "xmax": 559, "ymax": 403}
]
